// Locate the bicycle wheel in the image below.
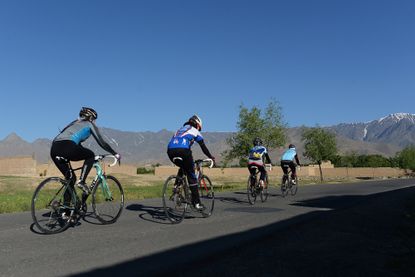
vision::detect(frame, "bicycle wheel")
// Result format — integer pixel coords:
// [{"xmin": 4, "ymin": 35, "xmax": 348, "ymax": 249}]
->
[
  {"xmin": 281, "ymin": 175, "xmax": 289, "ymax": 197},
  {"xmin": 260, "ymin": 176, "xmax": 269, "ymax": 202},
  {"xmin": 199, "ymin": 175, "xmax": 214, "ymax": 217},
  {"xmin": 92, "ymin": 175, "xmax": 124, "ymax": 224},
  {"xmin": 31, "ymin": 177, "xmax": 76, "ymax": 234},
  {"xmin": 290, "ymin": 176, "xmax": 298, "ymax": 196},
  {"xmin": 247, "ymin": 176, "xmax": 257, "ymax": 205},
  {"xmin": 162, "ymin": 176, "xmax": 187, "ymax": 223}
]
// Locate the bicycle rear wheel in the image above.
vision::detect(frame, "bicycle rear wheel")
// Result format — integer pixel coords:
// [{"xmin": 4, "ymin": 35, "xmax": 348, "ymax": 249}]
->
[
  {"xmin": 260, "ymin": 176, "xmax": 269, "ymax": 202},
  {"xmin": 92, "ymin": 175, "xmax": 124, "ymax": 224},
  {"xmin": 199, "ymin": 175, "xmax": 214, "ymax": 217},
  {"xmin": 290, "ymin": 176, "xmax": 298, "ymax": 196},
  {"xmin": 281, "ymin": 175, "xmax": 289, "ymax": 197},
  {"xmin": 31, "ymin": 177, "xmax": 76, "ymax": 234},
  {"xmin": 162, "ymin": 176, "xmax": 187, "ymax": 223},
  {"xmin": 247, "ymin": 176, "xmax": 257, "ymax": 205}
]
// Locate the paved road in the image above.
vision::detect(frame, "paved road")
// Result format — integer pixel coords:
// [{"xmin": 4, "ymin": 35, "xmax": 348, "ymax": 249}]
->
[{"xmin": 1, "ymin": 178, "xmax": 414, "ymax": 277}]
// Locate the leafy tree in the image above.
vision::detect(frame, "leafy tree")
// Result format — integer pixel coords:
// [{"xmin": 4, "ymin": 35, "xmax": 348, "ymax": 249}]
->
[
  {"xmin": 222, "ymin": 99, "xmax": 286, "ymax": 166},
  {"xmin": 395, "ymin": 146, "xmax": 415, "ymax": 171},
  {"xmin": 302, "ymin": 127, "xmax": 337, "ymax": 182}
]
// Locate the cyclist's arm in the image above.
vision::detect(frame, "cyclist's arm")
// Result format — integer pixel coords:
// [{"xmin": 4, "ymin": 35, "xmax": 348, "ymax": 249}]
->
[
  {"xmin": 90, "ymin": 123, "xmax": 117, "ymax": 155},
  {"xmin": 295, "ymin": 154, "xmax": 300, "ymax": 166},
  {"xmin": 264, "ymin": 152, "xmax": 272, "ymax": 164},
  {"xmin": 197, "ymin": 139, "xmax": 214, "ymax": 159}
]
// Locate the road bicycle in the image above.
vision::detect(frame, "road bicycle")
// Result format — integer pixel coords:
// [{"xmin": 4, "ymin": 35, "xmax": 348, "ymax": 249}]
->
[
  {"xmin": 247, "ymin": 164, "xmax": 271, "ymax": 205},
  {"xmin": 162, "ymin": 158, "xmax": 214, "ymax": 224},
  {"xmin": 31, "ymin": 155, "xmax": 124, "ymax": 234},
  {"xmin": 281, "ymin": 165, "xmax": 298, "ymax": 197}
]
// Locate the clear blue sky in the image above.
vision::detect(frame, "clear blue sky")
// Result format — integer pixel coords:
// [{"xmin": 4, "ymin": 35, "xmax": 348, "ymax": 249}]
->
[{"xmin": 1, "ymin": 0, "xmax": 414, "ymax": 142}]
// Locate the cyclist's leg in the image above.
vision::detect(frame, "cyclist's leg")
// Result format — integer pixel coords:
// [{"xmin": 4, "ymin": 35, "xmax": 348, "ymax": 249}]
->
[
  {"xmin": 289, "ymin": 161, "xmax": 297, "ymax": 180},
  {"xmin": 50, "ymin": 141, "xmax": 73, "ymax": 180},
  {"xmin": 54, "ymin": 140, "xmax": 95, "ymax": 194},
  {"xmin": 180, "ymin": 153, "xmax": 201, "ymax": 206},
  {"xmin": 70, "ymin": 146, "xmax": 94, "ymax": 184},
  {"xmin": 168, "ymin": 149, "xmax": 186, "ymax": 186},
  {"xmin": 51, "ymin": 141, "xmax": 76, "ymax": 214},
  {"xmin": 247, "ymin": 164, "xmax": 257, "ymax": 186},
  {"xmin": 258, "ymin": 165, "xmax": 266, "ymax": 182},
  {"xmin": 66, "ymin": 144, "xmax": 95, "ymax": 193},
  {"xmin": 281, "ymin": 161, "xmax": 289, "ymax": 180}
]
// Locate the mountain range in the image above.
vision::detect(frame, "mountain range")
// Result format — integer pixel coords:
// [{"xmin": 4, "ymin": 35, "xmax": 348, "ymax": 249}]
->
[{"xmin": 1, "ymin": 113, "xmax": 414, "ymax": 165}]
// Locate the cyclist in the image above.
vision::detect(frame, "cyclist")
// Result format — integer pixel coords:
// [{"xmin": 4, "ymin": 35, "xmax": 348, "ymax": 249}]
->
[
  {"xmin": 50, "ymin": 107, "xmax": 120, "ymax": 194},
  {"xmin": 248, "ymin": 137, "xmax": 272, "ymax": 189},
  {"xmin": 280, "ymin": 144, "xmax": 301, "ymax": 184},
  {"xmin": 167, "ymin": 115, "xmax": 215, "ymax": 211}
]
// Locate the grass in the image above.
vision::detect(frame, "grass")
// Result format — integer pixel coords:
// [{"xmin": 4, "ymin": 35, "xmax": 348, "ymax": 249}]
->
[
  {"xmin": 0, "ymin": 174, "xmax": 251, "ymax": 214},
  {"xmin": 0, "ymin": 174, "xmax": 381, "ymax": 214}
]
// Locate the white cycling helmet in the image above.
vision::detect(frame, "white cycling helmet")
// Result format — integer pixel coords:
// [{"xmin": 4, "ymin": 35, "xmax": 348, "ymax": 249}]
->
[{"xmin": 188, "ymin": 115, "xmax": 203, "ymax": 131}]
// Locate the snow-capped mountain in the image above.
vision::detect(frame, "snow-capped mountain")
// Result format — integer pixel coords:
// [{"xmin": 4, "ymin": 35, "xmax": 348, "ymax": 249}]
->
[{"xmin": 330, "ymin": 113, "xmax": 415, "ymax": 147}]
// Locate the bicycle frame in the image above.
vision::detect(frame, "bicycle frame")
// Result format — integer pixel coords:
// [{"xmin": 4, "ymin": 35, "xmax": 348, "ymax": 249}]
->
[
  {"xmin": 163, "ymin": 158, "xmax": 214, "ymax": 223},
  {"xmin": 92, "ymin": 161, "xmax": 112, "ymax": 200},
  {"xmin": 195, "ymin": 159, "xmax": 213, "ymax": 193}
]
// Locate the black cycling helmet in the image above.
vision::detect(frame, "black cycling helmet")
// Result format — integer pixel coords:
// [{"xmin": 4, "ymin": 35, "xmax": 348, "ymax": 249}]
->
[
  {"xmin": 79, "ymin": 107, "xmax": 98, "ymax": 121},
  {"xmin": 186, "ymin": 115, "xmax": 203, "ymax": 131},
  {"xmin": 253, "ymin": 137, "xmax": 263, "ymax": 146},
  {"xmin": 289, "ymin": 144, "xmax": 296, "ymax": 149}
]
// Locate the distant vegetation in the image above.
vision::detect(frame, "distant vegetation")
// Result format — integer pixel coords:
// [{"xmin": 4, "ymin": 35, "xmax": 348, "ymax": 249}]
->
[
  {"xmin": 332, "ymin": 145, "xmax": 415, "ymax": 171},
  {"xmin": 136, "ymin": 167, "xmax": 155, "ymax": 174}
]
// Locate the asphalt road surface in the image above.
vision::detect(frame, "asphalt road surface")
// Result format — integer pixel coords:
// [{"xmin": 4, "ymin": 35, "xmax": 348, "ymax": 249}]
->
[{"xmin": 1, "ymin": 178, "xmax": 414, "ymax": 277}]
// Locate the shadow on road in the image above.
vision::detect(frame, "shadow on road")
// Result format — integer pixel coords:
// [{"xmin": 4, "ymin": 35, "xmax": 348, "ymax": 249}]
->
[
  {"xmin": 126, "ymin": 204, "xmax": 170, "ymax": 224},
  {"xmin": 125, "ymin": 203, "xmax": 205, "ymax": 224},
  {"xmin": 218, "ymin": 188, "xmax": 282, "ymax": 206},
  {"xmin": 75, "ymin": 185, "xmax": 415, "ymax": 277}
]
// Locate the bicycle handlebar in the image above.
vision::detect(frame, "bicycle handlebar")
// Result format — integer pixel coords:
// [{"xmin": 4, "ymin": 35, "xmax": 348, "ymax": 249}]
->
[
  {"xmin": 195, "ymin": 158, "xmax": 214, "ymax": 168},
  {"xmin": 95, "ymin": 155, "xmax": 119, "ymax": 167}
]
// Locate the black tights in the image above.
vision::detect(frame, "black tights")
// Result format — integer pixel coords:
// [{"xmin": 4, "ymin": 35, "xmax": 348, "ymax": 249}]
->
[{"xmin": 51, "ymin": 140, "xmax": 95, "ymax": 183}]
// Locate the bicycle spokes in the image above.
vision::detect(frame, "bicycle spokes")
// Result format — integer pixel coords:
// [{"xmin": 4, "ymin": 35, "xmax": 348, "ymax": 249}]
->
[
  {"xmin": 31, "ymin": 177, "xmax": 76, "ymax": 234},
  {"xmin": 92, "ymin": 175, "xmax": 124, "ymax": 224},
  {"xmin": 163, "ymin": 176, "xmax": 187, "ymax": 223}
]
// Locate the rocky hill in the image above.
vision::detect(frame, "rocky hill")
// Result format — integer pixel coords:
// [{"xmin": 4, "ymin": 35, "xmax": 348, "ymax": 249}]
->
[{"xmin": 0, "ymin": 113, "xmax": 413, "ymax": 164}]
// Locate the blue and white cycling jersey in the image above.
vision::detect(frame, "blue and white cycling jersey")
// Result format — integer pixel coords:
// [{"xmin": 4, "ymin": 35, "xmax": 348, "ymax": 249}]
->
[
  {"xmin": 281, "ymin": 148, "xmax": 297, "ymax": 161},
  {"xmin": 168, "ymin": 125, "xmax": 204, "ymax": 150},
  {"xmin": 248, "ymin": 146, "xmax": 268, "ymax": 165}
]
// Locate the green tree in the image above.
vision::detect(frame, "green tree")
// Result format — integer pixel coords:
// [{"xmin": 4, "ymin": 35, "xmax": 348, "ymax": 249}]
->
[
  {"xmin": 222, "ymin": 99, "xmax": 286, "ymax": 166},
  {"xmin": 302, "ymin": 127, "xmax": 337, "ymax": 182},
  {"xmin": 395, "ymin": 146, "xmax": 415, "ymax": 171}
]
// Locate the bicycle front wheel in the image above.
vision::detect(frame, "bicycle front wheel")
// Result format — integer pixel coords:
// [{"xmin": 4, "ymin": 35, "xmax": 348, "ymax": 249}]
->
[
  {"xmin": 199, "ymin": 175, "xmax": 214, "ymax": 217},
  {"xmin": 247, "ymin": 176, "xmax": 257, "ymax": 205},
  {"xmin": 31, "ymin": 177, "xmax": 76, "ymax": 234},
  {"xmin": 92, "ymin": 175, "xmax": 124, "ymax": 224},
  {"xmin": 162, "ymin": 176, "xmax": 187, "ymax": 223}
]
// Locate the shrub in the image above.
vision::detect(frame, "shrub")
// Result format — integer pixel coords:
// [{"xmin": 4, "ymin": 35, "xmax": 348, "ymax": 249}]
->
[{"xmin": 136, "ymin": 167, "xmax": 155, "ymax": 174}]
